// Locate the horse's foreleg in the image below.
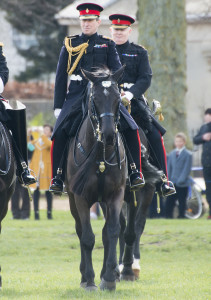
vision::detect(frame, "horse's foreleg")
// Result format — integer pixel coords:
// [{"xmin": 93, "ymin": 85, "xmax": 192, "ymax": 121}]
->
[
  {"xmin": 75, "ymin": 197, "xmax": 97, "ymax": 291},
  {"xmin": 68, "ymin": 193, "xmax": 87, "ymax": 288},
  {"xmin": 99, "ymin": 203, "xmax": 109, "ymax": 280},
  {"xmin": 133, "ymin": 185, "xmax": 155, "ymax": 278},
  {"xmin": 119, "ymin": 208, "xmax": 126, "ymax": 265},
  {"xmin": 99, "ymin": 193, "xmax": 123, "ymax": 291},
  {"xmin": 121, "ymin": 192, "xmax": 138, "ymax": 281}
]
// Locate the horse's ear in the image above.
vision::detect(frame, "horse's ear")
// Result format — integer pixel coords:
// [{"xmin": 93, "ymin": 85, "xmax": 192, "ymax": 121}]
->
[
  {"xmin": 112, "ymin": 65, "xmax": 125, "ymax": 82},
  {"xmin": 81, "ymin": 68, "xmax": 96, "ymax": 83}
]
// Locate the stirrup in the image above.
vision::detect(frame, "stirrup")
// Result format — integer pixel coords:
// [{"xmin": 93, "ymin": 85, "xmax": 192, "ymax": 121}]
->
[
  {"xmin": 129, "ymin": 171, "xmax": 145, "ymax": 191},
  {"xmin": 49, "ymin": 176, "xmax": 64, "ymax": 195},
  {"xmin": 19, "ymin": 165, "xmax": 36, "ymax": 186},
  {"xmin": 159, "ymin": 175, "xmax": 176, "ymax": 197}
]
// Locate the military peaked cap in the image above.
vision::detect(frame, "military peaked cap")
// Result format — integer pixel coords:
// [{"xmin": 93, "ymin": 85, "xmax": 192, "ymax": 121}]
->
[
  {"xmin": 109, "ymin": 14, "xmax": 135, "ymax": 28},
  {"xmin": 77, "ymin": 3, "xmax": 103, "ymax": 19}
]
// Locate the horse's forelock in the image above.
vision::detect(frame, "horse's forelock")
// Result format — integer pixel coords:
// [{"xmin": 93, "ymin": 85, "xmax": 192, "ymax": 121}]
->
[{"xmin": 91, "ymin": 66, "xmax": 111, "ymax": 79}]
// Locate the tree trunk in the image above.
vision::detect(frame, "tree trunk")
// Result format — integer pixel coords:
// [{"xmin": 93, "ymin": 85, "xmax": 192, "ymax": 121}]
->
[{"xmin": 137, "ymin": 0, "xmax": 187, "ymax": 151}]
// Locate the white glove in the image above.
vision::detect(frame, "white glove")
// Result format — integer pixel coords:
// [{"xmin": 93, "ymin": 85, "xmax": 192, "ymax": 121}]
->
[
  {"xmin": 54, "ymin": 108, "xmax": 61, "ymax": 119},
  {"xmin": 121, "ymin": 91, "xmax": 134, "ymax": 102},
  {"xmin": 0, "ymin": 77, "xmax": 4, "ymax": 93}
]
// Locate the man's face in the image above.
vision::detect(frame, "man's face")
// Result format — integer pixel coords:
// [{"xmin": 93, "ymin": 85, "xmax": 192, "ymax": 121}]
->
[
  {"xmin": 110, "ymin": 27, "xmax": 132, "ymax": 45},
  {"xmin": 204, "ymin": 113, "xmax": 211, "ymax": 124},
  {"xmin": 80, "ymin": 19, "xmax": 101, "ymax": 36}
]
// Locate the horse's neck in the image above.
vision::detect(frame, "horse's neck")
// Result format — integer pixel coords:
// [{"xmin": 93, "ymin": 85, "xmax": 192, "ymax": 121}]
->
[{"xmin": 78, "ymin": 116, "xmax": 95, "ymax": 149}]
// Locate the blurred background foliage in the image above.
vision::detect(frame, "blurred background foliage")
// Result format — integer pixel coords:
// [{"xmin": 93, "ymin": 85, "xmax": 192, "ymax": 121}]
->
[
  {"xmin": 0, "ymin": 0, "xmax": 73, "ymax": 82},
  {"xmin": 138, "ymin": 0, "xmax": 188, "ymax": 150}
]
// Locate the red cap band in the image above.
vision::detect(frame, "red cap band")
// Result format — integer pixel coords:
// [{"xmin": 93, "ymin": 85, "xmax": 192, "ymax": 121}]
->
[
  {"xmin": 112, "ymin": 20, "xmax": 131, "ymax": 25},
  {"xmin": 80, "ymin": 9, "xmax": 100, "ymax": 16}
]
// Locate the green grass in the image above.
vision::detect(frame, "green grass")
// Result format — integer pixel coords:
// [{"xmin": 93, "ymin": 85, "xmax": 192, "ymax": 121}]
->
[{"xmin": 0, "ymin": 210, "xmax": 210, "ymax": 299}]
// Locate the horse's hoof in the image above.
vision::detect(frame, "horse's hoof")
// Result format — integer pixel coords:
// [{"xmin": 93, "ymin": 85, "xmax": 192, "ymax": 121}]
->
[
  {"xmin": 132, "ymin": 269, "xmax": 140, "ymax": 279},
  {"xmin": 80, "ymin": 281, "xmax": 87, "ymax": 289},
  {"xmin": 99, "ymin": 278, "xmax": 116, "ymax": 291},
  {"xmin": 132, "ymin": 259, "xmax": 140, "ymax": 279},
  {"xmin": 120, "ymin": 273, "xmax": 136, "ymax": 281},
  {"xmin": 85, "ymin": 284, "xmax": 98, "ymax": 292},
  {"xmin": 120, "ymin": 268, "xmax": 136, "ymax": 281}
]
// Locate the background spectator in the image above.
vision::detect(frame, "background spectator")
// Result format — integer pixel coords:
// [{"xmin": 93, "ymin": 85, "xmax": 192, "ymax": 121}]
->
[
  {"xmin": 29, "ymin": 124, "xmax": 53, "ymax": 220},
  {"xmin": 11, "ymin": 179, "xmax": 30, "ymax": 220},
  {"xmin": 193, "ymin": 108, "xmax": 211, "ymax": 219},
  {"xmin": 165, "ymin": 132, "xmax": 192, "ymax": 218}
]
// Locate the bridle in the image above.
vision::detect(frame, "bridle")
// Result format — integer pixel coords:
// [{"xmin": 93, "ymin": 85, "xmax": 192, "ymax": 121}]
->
[
  {"xmin": 74, "ymin": 79, "xmax": 125, "ymax": 170},
  {"xmin": 88, "ymin": 80, "xmax": 120, "ymax": 143}
]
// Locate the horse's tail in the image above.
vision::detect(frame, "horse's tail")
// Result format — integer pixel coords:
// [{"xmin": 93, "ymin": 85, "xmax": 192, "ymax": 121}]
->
[{"xmin": 141, "ymin": 146, "xmax": 163, "ymax": 184}]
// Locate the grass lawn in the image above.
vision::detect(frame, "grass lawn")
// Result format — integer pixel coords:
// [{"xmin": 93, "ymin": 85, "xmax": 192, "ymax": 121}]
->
[{"xmin": 0, "ymin": 210, "xmax": 210, "ymax": 299}]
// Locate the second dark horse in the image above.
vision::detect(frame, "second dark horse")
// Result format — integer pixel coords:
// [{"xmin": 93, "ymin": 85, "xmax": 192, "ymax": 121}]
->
[{"xmin": 66, "ymin": 66, "xmax": 126, "ymax": 291}]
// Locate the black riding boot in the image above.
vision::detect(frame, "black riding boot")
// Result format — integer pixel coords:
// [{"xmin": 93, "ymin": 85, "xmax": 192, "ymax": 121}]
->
[
  {"xmin": 33, "ymin": 188, "xmax": 40, "ymax": 220},
  {"xmin": 6, "ymin": 104, "xmax": 36, "ymax": 186},
  {"xmin": 122, "ymin": 128, "xmax": 145, "ymax": 191},
  {"xmin": 46, "ymin": 191, "xmax": 53, "ymax": 219},
  {"xmin": 146, "ymin": 125, "xmax": 175, "ymax": 197},
  {"xmin": 49, "ymin": 127, "xmax": 67, "ymax": 194}
]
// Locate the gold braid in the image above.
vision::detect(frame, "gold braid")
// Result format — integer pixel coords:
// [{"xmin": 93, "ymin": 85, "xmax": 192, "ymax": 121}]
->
[{"xmin": 64, "ymin": 37, "xmax": 89, "ymax": 76}]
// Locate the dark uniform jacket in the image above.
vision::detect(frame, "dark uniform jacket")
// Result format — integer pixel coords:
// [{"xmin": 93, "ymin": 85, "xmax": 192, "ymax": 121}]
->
[
  {"xmin": 193, "ymin": 122, "xmax": 211, "ymax": 167},
  {"xmin": 0, "ymin": 43, "xmax": 9, "ymax": 91},
  {"xmin": 0, "ymin": 43, "xmax": 9, "ymax": 122},
  {"xmin": 116, "ymin": 41, "xmax": 165, "ymax": 135},
  {"xmin": 52, "ymin": 33, "xmax": 138, "ymax": 137}
]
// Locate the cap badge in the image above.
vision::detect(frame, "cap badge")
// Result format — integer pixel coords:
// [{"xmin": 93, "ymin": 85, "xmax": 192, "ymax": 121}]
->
[
  {"xmin": 86, "ymin": 8, "xmax": 89, "ymax": 13},
  {"xmin": 118, "ymin": 19, "xmax": 120, "ymax": 23}
]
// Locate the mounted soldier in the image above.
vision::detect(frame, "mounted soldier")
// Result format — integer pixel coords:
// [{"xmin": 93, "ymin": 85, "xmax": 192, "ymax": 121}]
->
[
  {"xmin": 0, "ymin": 42, "xmax": 36, "ymax": 186},
  {"xmin": 49, "ymin": 3, "xmax": 146, "ymax": 194},
  {"xmin": 109, "ymin": 14, "xmax": 176, "ymax": 197}
]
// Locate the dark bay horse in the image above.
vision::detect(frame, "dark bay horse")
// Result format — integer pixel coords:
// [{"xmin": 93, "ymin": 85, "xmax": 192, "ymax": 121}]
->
[
  {"xmin": 0, "ymin": 120, "xmax": 16, "ymax": 287},
  {"xmin": 66, "ymin": 67, "xmax": 126, "ymax": 291},
  {"xmin": 118, "ymin": 129, "xmax": 162, "ymax": 281}
]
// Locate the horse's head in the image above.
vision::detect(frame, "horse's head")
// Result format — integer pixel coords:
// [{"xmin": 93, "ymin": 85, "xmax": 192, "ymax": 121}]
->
[{"xmin": 82, "ymin": 66, "xmax": 125, "ymax": 146}]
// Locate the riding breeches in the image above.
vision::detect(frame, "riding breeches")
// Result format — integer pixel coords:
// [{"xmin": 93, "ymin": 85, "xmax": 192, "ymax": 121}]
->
[
  {"xmin": 51, "ymin": 126, "xmax": 68, "ymax": 180},
  {"xmin": 146, "ymin": 123, "xmax": 168, "ymax": 176},
  {"xmin": 122, "ymin": 128, "xmax": 142, "ymax": 176}
]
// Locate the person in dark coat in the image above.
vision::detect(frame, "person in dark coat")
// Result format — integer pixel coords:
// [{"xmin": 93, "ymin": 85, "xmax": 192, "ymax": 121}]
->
[
  {"xmin": 109, "ymin": 14, "xmax": 175, "ymax": 196},
  {"xmin": 165, "ymin": 132, "xmax": 192, "ymax": 218},
  {"xmin": 11, "ymin": 179, "xmax": 30, "ymax": 220},
  {"xmin": 0, "ymin": 42, "xmax": 36, "ymax": 186},
  {"xmin": 49, "ymin": 3, "xmax": 145, "ymax": 194},
  {"xmin": 193, "ymin": 108, "xmax": 211, "ymax": 219}
]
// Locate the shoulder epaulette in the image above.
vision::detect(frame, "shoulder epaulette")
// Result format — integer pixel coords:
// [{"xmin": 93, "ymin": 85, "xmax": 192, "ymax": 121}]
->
[
  {"xmin": 0, "ymin": 42, "xmax": 4, "ymax": 47},
  {"xmin": 67, "ymin": 35, "xmax": 79, "ymax": 40},
  {"xmin": 131, "ymin": 42, "xmax": 147, "ymax": 50},
  {"xmin": 139, "ymin": 44, "xmax": 147, "ymax": 50},
  {"xmin": 102, "ymin": 35, "xmax": 113, "ymax": 41}
]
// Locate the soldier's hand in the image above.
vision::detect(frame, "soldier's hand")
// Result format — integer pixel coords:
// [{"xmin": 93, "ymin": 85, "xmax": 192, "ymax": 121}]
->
[
  {"xmin": 121, "ymin": 91, "xmax": 133, "ymax": 107},
  {"xmin": 54, "ymin": 108, "xmax": 61, "ymax": 119}
]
